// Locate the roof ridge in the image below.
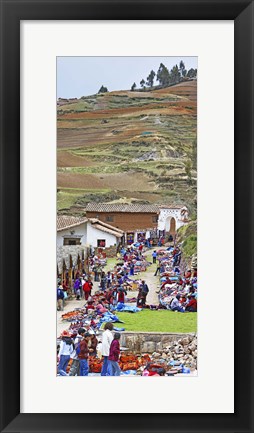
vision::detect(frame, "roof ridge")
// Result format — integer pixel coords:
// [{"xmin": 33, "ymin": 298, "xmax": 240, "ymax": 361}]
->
[{"xmin": 88, "ymin": 218, "xmax": 124, "ymax": 234}]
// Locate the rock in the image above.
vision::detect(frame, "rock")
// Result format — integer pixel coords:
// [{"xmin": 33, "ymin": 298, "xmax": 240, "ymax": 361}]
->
[
  {"xmin": 189, "ymin": 344, "xmax": 197, "ymax": 352},
  {"xmin": 142, "ymin": 341, "xmax": 156, "ymax": 353},
  {"xmin": 156, "ymin": 342, "xmax": 163, "ymax": 351},
  {"xmin": 180, "ymin": 337, "xmax": 191, "ymax": 346}
]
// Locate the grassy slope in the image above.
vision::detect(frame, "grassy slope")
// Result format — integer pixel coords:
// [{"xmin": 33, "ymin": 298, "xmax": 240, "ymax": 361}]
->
[
  {"xmin": 177, "ymin": 221, "xmax": 197, "ymax": 264},
  {"xmin": 116, "ymin": 310, "xmax": 197, "ymax": 333},
  {"xmin": 57, "ymin": 82, "xmax": 197, "ymax": 214}
]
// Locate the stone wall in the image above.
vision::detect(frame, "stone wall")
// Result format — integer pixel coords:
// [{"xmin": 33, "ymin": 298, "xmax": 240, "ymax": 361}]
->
[
  {"xmin": 57, "ymin": 245, "xmax": 87, "ymax": 273},
  {"xmin": 120, "ymin": 331, "xmax": 195, "ymax": 354}
]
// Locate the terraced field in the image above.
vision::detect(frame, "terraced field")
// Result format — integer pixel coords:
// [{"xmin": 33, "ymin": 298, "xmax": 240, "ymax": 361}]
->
[{"xmin": 57, "ymin": 81, "xmax": 197, "ymax": 214}]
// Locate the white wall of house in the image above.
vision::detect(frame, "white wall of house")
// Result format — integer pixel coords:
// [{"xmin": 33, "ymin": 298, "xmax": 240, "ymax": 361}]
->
[
  {"xmin": 57, "ymin": 222, "xmax": 87, "ymax": 247},
  {"xmin": 86, "ymin": 222, "xmax": 118, "ymax": 248},
  {"xmin": 158, "ymin": 207, "xmax": 189, "ymax": 231}
]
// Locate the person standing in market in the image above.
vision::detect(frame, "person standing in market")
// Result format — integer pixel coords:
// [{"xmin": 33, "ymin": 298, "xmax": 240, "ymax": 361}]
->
[
  {"xmin": 78, "ymin": 332, "xmax": 90, "ymax": 376},
  {"xmin": 89, "ymin": 332, "xmax": 98, "ymax": 357},
  {"xmin": 57, "ymin": 284, "xmax": 65, "ymax": 311},
  {"xmin": 101, "ymin": 322, "xmax": 114, "ymax": 376},
  {"xmin": 117, "ymin": 286, "xmax": 127, "ymax": 304},
  {"xmin": 129, "ymin": 262, "xmax": 134, "ymax": 276},
  {"xmin": 100, "ymin": 271, "xmax": 107, "ymax": 291},
  {"xmin": 139, "ymin": 280, "xmax": 149, "ymax": 306},
  {"xmin": 152, "ymin": 250, "xmax": 157, "ymax": 264},
  {"xmin": 73, "ymin": 277, "xmax": 81, "ymax": 300},
  {"xmin": 57, "ymin": 330, "xmax": 74, "ymax": 376},
  {"xmin": 108, "ymin": 333, "xmax": 121, "ymax": 376},
  {"xmin": 69, "ymin": 327, "xmax": 86, "ymax": 376},
  {"xmin": 83, "ymin": 278, "xmax": 93, "ymax": 300}
]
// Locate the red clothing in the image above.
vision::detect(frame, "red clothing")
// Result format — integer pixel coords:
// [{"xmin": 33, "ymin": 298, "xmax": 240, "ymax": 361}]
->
[
  {"xmin": 161, "ymin": 279, "xmax": 172, "ymax": 288},
  {"xmin": 78, "ymin": 339, "xmax": 89, "ymax": 359},
  {"xmin": 117, "ymin": 291, "xmax": 125, "ymax": 303},
  {"xmin": 108, "ymin": 339, "xmax": 120, "ymax": 362},
  {"xmin": 83, "ymin": 281, "xmax": 92, "ymax": 292},
  {"xmin": 186, "ymin": 298, "xmax": 197, "ymax": 311}
]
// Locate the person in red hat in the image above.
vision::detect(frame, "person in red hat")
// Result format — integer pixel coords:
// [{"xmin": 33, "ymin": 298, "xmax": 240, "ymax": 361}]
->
[{"xmin": 57, "ymin": 330, "xmax": 74, "ymax": 376}]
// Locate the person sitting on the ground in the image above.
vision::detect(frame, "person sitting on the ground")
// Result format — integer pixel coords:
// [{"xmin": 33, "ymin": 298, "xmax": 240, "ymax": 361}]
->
[
  {"xmin": 170, "ymin": 294, "xmax": 184, "ymax": 312},
  {"xmin": 185, "ymin": 294, "xmax": 197, "ymax": 312},
  {"xmin": 161, "ymin": 276, "xmax": 173, "ymax": 288}
]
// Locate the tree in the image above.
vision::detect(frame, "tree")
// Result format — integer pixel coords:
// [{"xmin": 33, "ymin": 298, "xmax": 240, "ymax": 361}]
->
[
  {"xmin": 156, "ymin": 63, "xmax": 170, "ymax": 87},
  {"xmin": 170, "ymin": 65, "xmax": 181, "ymax": 84},
  {"xmin": 184, "ymin": 160, "xmax": 192, "ymax": 185},
  {"xmin": 187, "ymin": 68, "xmax": 197, "ymax": 78},
  {"xmin": 131, "ymin": 82, "xmax": 137, "ymax": 91},
  {"xmin": 179, "ymin": 60, "xmax": 187, "ymax": 77},
  {"xmin": 98, "ymin": 85, "xmax": 108, "ymax": 93},
  {"xmin": 146, "ymin": 70, "xmax": 156, "ymax": 87},
  {"xmin": 140, "ymin": 79, "xmax": 145, "ymax": 88}
]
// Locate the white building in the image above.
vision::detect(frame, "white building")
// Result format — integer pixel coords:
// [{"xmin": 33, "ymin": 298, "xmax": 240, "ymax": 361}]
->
[
  {"xmin": 157, "ymin": 205, "xmax": 189, "ymax": 234},
  {"xmin": 57, "ymin": 215, "xmax": 124, "ymax": 249}
]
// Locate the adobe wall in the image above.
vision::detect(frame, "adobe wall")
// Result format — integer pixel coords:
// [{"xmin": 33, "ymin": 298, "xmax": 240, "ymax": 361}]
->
[{"xmin": 86, "ymin": 211, "xmax": 158, "ymax": 232}]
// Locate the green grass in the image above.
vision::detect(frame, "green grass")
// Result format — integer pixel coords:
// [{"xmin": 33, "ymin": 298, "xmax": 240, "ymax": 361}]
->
[
  {"xmin": 57, "ymin": 188, "xmax": 115, "ymax": 210},
  {"xmin": 116, "ymin": 309, "xmax": 197, "ymax": 333}
]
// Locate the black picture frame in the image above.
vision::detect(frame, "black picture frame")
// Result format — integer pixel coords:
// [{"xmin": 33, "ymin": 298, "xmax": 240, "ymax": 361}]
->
[{"xmin": 0, "ymin": 1, "xmax": 253, "ymax": 432}]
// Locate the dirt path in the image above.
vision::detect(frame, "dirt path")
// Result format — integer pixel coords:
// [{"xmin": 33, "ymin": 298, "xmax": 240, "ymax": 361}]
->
[{"xmin": 132, "ymin": 248, "xmax": 161, "ymax": 305}]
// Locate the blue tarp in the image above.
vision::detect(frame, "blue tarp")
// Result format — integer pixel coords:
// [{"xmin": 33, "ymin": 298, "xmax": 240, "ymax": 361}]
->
[
  {"xmin": 97, "ymin": 311, "xmax": 123, "ymax": 328},
  {"xmin": 115, "ymin": 302, "xmax": 142, "ymax": 313}
]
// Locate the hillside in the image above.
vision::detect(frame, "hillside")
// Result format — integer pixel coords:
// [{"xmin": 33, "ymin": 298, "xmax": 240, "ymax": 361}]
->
[{"xmin": 57, "ymin": 81, "xmax": 197, "ymax": 215}]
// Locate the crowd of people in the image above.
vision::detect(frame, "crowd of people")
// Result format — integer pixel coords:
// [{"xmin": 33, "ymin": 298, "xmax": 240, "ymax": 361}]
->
[
  {"xmin": 156, "ymin": 247, "xmax": 197, "ymax": 312},
  {"xmin": 57, "ymin": 240, "xmax": 197, "ymax": 376},
  {"xmin": 57, "ymin": 322, "xmax": 122, "ymax": 376}
]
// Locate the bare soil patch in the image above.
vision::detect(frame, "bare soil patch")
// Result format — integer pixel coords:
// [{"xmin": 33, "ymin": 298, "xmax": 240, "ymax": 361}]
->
[
  {"xmin": 57, "ymin": 151, "xmax": 96, "ymax": 167},
  {"xmin": 57, "ymin": 171, "xmax": 155, "ymax": 191}
]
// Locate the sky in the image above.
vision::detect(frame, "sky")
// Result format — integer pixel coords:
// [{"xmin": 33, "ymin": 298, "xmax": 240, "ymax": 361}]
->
[{"xmin": 57, "ymin": 56, "xmax": 197, "ymax": 99}]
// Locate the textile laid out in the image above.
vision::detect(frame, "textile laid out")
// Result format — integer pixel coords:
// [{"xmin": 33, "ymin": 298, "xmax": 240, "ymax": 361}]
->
[{"xmin": 57, "ymin": 241, "xmax": 197, "ymax": 377}]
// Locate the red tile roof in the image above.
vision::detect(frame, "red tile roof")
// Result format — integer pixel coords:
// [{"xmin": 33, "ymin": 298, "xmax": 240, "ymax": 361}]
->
[{"xmin": 57, "ymin": 216, "xmax": 88, "ymax": 231}]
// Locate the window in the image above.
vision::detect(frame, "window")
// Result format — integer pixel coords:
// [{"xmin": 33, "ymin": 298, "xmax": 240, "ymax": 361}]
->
[
  {"xmin": 63, "ymin": 238, "xmax": 81, "ymax": 246},
  {"xmin": 97, "ymin": 239, "xmax": 106, "ymax": 247},
  {"xmin": 152, "ymin": 216, "xmax": 158, "ymax": 223},
  {"xmin": 106, "ymin": 215, "xmax": 114, "ymax": 222}
]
